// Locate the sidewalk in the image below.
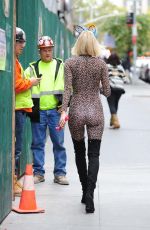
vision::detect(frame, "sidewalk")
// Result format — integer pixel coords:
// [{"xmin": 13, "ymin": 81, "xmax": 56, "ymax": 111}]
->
[{"xmin": 1, "ymin": 80, "xmax": 150, "ymax": 230}]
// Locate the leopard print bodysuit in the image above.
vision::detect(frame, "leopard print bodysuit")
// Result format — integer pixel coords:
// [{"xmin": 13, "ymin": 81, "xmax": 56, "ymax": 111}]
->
[{"xmin": 61, "ymin": 56, "xmax": 111, "ymax": 141}]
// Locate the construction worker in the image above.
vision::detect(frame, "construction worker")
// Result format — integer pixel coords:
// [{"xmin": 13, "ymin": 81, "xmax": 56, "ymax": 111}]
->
[
  {"xmin": 15, "ymin": 27, "xmax": 41, "ymax": 196},
  {"xmin": 25, "ymin": 36, "xmax": 69, "ymax": 185}
]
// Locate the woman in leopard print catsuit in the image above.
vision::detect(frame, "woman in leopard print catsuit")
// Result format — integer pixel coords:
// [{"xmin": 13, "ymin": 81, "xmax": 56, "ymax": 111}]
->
[{"xmin": 59, "ymin": 31, "xmax": 111, "ymax": 213}]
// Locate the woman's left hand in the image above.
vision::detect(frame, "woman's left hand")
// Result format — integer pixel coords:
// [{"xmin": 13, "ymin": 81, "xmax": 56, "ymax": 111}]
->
[{"xmin": 59, "ymin": 111, "xmax": 67, "ymax": 128}]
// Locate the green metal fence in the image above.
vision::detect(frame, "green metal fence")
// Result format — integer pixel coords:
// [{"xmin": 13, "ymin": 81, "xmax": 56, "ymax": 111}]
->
[
  {"xmin": 0, "ymin": 0, "xmax": 74, "ymax": 222},
  {"xmin": 17, "ymin": 0, "xmax": 74, "ymax": 64},
  {"xmin": 16, "ymin": 0, "xmax": 75, "ymax": 175},
  {"xmin": 0, "ymin": 0, "xmax": 14, "ymax": 223}
]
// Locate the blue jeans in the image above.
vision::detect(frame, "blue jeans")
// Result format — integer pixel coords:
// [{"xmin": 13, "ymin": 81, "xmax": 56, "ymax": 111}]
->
[
  {"xmin": 15, "ymin": 111, "xmax": 26, "ymax": 175},
  {"xmin": 31, "ymin": 109, "xmax": 67, "ymax": 176}
]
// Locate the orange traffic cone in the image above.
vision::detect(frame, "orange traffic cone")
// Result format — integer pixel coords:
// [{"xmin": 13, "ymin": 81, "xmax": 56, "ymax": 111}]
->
[{"xmin": 12, "ymin": 164, "xmax": 45, "ymax": 213}]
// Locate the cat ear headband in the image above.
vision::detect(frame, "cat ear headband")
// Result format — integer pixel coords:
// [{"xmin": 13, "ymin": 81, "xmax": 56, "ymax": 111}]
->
[{"xmin": 74, "ymin": 24, "xmax": 97, "ymax": 38}]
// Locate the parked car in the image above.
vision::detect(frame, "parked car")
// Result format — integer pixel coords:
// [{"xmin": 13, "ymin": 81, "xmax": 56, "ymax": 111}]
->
[{"xmin": 136, "ymin": 57, "xmax": 150, "ymax": 83}]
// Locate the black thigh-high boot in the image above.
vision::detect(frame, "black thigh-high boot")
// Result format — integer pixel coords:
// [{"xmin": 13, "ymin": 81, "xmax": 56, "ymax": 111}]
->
[
  {"xmin": 72, "ymin": 138, "xmax": 87, "ymax": 204},
  {"xmin": 85, "ymin": 139, "xmax": 101, "ymax": 213}
]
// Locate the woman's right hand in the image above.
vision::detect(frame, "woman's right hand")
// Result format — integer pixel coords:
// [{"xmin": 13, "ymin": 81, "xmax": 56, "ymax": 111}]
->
[{"xmin": 59, "ymin": 111, "xmax": 67, "ymax": 129}]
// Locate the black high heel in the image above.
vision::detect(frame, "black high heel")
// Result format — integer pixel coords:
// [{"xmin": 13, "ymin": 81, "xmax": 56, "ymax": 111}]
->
[
  {"xmin": 85, "ymin": 193, "xmax": 95, "ymax": 213},
  {"xmin": 81, "ymin": 192, "xmax": 86, "ymax": 204}
]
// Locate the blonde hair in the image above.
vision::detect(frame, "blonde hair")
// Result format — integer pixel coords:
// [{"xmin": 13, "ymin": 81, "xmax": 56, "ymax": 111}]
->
[{"xmin": 71, "ymin": 31, "xmax": 102, "ymax": 57}]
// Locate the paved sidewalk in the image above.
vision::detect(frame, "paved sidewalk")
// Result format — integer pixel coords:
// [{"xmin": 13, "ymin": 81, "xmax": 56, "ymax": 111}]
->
[{"xmin": 1, "ymin": 80, "xmax": 150, "ymax": 230}]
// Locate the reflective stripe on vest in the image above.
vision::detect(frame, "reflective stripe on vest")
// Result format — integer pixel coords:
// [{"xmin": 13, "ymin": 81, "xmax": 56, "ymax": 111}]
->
[{"xmin": 32, "ymin": 90, "xmax": 64, "ymax": 98}]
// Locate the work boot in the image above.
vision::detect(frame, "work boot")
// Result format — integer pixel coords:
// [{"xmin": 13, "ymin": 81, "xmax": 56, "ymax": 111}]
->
[
  {"xmin": 72, "ymin": 138, "xmax": 87, "ymax": 204},
  {"xmin": 34, "ymin": 174, "xmax": 45, "ymax": 184},
  {"xmin": 110, "ymin": 114, "xmax": 120, "ymax": 129},
  {"xmin": 85, "ymin": 139, "xmax": 101, "ymax": 213},
  {"xmin": 54, "ymin": 175, "xmax": 69, "ymax": 185},
  {"xmin": 14, "ymin": 175, "xmax": 22, "ymax": 197}
]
